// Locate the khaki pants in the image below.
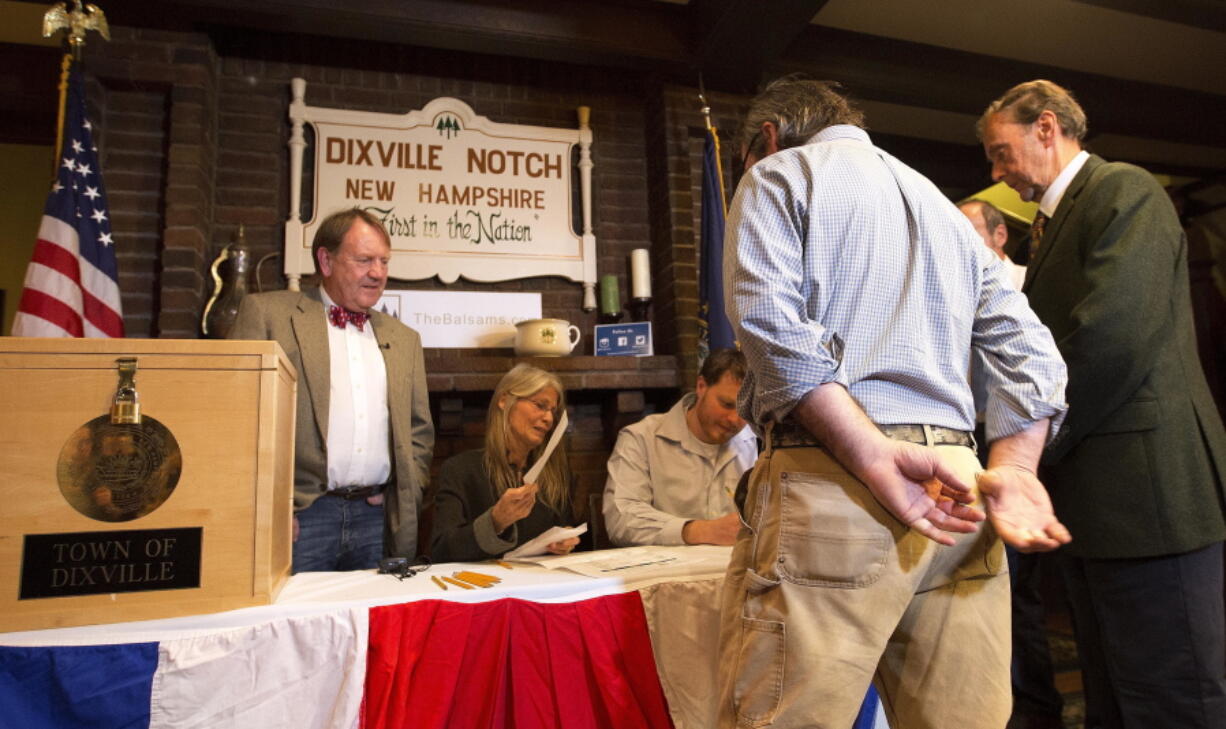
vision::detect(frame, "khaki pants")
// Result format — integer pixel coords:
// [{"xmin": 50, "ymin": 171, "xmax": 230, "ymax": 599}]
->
[{"xmin": 718, "ymin": 442, "xmax": 1011, "ymax": 729}]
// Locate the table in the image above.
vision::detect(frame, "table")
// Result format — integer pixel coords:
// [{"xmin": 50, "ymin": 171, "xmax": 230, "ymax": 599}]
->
[{"xmin": 0, "ymin": 546, "xmax": 735, "ymax": 729}]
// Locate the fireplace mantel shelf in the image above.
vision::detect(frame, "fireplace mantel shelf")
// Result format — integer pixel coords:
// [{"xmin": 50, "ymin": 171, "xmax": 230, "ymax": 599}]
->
[{"xmin": 423, "ymin": 353, "xmax": 680, "ymax": 393}]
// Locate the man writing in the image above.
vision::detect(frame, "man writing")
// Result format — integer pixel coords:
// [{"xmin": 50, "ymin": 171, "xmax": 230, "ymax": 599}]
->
[
  {"xmin": 603, "ymin": 348, "xmax": 757, "ymax": 546},
  {"xmin": 231, "ymin": 208, "xmax": 434, "ymax": 572},
  {"xmin": 718, "ymin": 77, "xmax": 1070, "ymax": 729},
  {"xmin": 979, "ymin": 79, "xmax": 1226, "ymax": 728}
]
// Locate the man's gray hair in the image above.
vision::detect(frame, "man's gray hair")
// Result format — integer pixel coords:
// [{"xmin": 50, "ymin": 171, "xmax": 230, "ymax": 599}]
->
[
  {"xmin": 738, "ymin": 75, "xmax": 866, "ymax": 161},
  {"xmin": 976, "ymin": 79, "xmax": 1088, "ymax": 144}
]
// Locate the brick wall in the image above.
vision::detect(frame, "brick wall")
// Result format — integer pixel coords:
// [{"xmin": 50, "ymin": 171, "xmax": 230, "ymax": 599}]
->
[
  {"xmin": 647, "ymin": 84, "xmax": 749, "ymax": 387},
  {"xmin": 91, "ymin": 28, "xmax": 219, "ymax": 338}
]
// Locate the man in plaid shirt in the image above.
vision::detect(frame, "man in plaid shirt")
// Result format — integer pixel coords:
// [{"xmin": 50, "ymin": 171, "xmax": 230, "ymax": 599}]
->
[{"xmin": 717, "ymin": 77, "xmax": 1070, "ymax": 729}]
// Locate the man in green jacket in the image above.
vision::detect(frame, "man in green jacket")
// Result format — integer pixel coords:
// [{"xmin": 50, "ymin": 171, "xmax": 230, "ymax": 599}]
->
[{"xmin": 979, "ymin": 79, "xmax": 1226, "ymax": 729}]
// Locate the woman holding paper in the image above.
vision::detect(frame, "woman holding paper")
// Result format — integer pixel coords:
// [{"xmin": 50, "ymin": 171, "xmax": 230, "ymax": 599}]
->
[{"xmin": 430, "ymin": 364, "xmax": 581, "ymax": 562}]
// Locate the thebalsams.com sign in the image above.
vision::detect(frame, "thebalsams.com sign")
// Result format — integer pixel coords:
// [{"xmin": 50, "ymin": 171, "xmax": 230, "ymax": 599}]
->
[{"xmin": 284, "ymin": 78, "xmax": 598, "ymax": 310}]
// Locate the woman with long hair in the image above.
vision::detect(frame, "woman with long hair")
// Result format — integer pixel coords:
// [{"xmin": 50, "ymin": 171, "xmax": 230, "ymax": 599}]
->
[{"xmin": 430, "ymin": 363, "xmax": 580, "ymax": 562}]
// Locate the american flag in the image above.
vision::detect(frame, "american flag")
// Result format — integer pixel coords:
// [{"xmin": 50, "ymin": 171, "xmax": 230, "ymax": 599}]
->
[{"xmin": 11, "ymin": 66, "xmax": 124, "ymax": 338}]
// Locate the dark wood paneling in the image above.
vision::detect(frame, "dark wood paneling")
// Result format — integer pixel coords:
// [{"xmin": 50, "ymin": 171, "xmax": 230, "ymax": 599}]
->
[
  {"xmin": 690, "ymin": 0, "xmax": 828, "ymax": 90},
  {"xmin": 778, "ymin": 25, "xmax": 1226, "ymax": 150},
  {"xmin": 0, "ymin": 43, "xmax": 64, "ymax": 145}
]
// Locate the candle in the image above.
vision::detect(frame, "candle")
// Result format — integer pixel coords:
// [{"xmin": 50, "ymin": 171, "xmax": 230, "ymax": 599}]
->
[
  {"xmin": 630, "ymin": 249, "xmax": 652, "ymax": 299},
  {"xmin": 600, "ymin": 274, "xmax": 620, "ymax": 315}
]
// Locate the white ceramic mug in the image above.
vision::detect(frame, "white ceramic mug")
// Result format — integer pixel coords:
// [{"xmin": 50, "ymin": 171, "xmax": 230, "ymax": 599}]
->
[{"xmin": 514, "ymin": 318, "xmax": 581, "ymax": 356}]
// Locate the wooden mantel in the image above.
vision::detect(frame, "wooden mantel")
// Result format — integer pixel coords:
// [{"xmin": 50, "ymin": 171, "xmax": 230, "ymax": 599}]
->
[{"xmin": 422, "ymin": 353, "xmax": 681, "ymax": 393}]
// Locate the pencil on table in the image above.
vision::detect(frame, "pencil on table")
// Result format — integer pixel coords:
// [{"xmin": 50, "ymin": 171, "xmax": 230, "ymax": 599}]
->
[
  {"xmin": 431, "ymin": 575, "xmax": 448, "ymax": 591},
  {"xmin": 441, "ymin": 576, "xmax": 475, "ymax": 590},
  {"xmin": 451, "ymin": 573, "xmax": 497, "ymax": 589},
  {"xmin": 497, "ymin": 561, "xmax": 513, "ymax": 569},
  {"xmin": 455, "ymin": 571, "xmax": 500, "ymax": 586}
]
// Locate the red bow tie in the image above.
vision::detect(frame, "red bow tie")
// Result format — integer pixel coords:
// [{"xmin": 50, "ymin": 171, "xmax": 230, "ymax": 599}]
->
[{"xmin": 329, "ymin": 305, "xmax": 369, "ymax": 332}]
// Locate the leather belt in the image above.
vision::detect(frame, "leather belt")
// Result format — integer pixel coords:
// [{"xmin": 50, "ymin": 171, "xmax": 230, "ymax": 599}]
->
[
  {"xmin": 326, "ymin": 483, "xmax": 386, "ymax": 500},
  {"xmin": 770, "ymin": 421, "xmax": 973, "ymax": 449}
]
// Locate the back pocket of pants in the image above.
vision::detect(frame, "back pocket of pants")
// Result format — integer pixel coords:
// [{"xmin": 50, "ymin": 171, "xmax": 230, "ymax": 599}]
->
[
  {"xmin": 733, "ymin": 617, "xmax": 785, "ymax": 727},
  {"xmin": 777, "ymin": 471, "xmax": 890, "ymax": 588}
]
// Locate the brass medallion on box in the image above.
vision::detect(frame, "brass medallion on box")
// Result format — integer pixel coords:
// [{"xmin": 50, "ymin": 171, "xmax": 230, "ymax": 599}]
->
[{"xmin": 56, "ymin": 359, "xmax": 182, "ymax": 522}]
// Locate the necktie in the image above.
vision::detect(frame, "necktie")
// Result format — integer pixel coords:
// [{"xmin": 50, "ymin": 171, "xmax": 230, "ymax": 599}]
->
[
  {"xmin": 1028, "ymin": 212, "xmax": 1049, "ymax": 262},
  {"xmin": 329, "ymin": 305, "xmax": 369, "ymax": 332}
]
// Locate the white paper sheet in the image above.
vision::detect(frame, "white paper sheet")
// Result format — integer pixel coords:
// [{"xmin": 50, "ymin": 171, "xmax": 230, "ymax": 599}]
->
[
  {"xmin": 523, "ymin": 411, "xmax": 569, "ymax": 485},
  {"xmin": 525, "ymin": 545, "xmax": 715, "ymax": 580},
  {"xmin": 504, "ymin": 523, "xmax": 588, "ymax": 560}
]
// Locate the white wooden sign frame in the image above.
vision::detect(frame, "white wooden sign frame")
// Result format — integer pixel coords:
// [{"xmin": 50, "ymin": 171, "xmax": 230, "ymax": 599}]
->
[{"xmin": 283, "ymin": 78, "xmax": 597, "ymax": 310}]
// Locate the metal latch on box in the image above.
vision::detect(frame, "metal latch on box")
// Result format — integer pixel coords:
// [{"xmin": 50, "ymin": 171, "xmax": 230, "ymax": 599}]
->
[{"xmin": 112, "ymin": 357, "xmax": 140, "ymax": 424}]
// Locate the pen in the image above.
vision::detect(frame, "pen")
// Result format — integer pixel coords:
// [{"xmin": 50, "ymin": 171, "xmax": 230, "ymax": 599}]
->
[{"xmin": 598, "ymin": 557, "xmax": 678, "ymax": 572}]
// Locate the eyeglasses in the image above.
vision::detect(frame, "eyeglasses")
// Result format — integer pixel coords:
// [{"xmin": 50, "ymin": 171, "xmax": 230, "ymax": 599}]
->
[
  {"xmin": 739, "ymin": 130, "xmax": 762, "ymax": 177},
  {"xmin": 523, "ymin": 397, "xmax": 557, "ymax": 415},
  {"xmin": 378, "ymin": 556, "xmax": 432, "ymax": 581}
]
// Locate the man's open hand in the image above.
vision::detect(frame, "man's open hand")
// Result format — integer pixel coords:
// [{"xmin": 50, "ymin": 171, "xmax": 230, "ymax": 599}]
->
[{"xmin": 977, "ymin": 466, "xmax": 1071, "ymax": 552}]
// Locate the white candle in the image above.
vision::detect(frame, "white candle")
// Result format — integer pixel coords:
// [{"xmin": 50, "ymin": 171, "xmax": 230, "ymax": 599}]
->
[{"xmin": 630, "ymin": 248, "xmax": 652, "ymax": 299}]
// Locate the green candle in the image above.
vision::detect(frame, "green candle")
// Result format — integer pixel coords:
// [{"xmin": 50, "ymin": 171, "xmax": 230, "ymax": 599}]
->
[{"xmin": 600, "ymin": 274, "xmax": 620, "ymax": 315}]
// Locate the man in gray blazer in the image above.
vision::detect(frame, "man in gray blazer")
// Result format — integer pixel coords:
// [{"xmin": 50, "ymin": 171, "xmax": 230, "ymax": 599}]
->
[
  {"xmin": 231, "ymin": 208, "xmax": 434, "ymax": 572},
  {"xmin": 980, "ymin": 80, "xmax": 1226, "ymax": 729}
]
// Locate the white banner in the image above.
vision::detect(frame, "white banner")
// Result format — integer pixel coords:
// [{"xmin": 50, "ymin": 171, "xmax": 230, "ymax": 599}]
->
[
  {"xmin": 284, "ymin": 79, "xmax": 597, "ymax": 310},
  {"xmin": 381, "ymin": 290, "xmax": 541, "ymax": 348}
]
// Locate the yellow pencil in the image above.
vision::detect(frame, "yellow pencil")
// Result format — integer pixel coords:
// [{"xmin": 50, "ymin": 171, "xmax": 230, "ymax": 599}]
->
[
  {"xmin": 431, "ymin": 575, "xmax": 448, "ymax": 591},
  {"xmin": 456, "ymin": 571, "xmax": 500, "ymax": 586},
  {"xmin": 451, "ymin": 573, "xmax": 494, "ymax": 589},
  {"xmin": 497, "ymin": 561, "xmax": 513, "ymax": 570},
  {"xmin": 441, "ymin": 576, "xmax": 475, "ymax": 590}
]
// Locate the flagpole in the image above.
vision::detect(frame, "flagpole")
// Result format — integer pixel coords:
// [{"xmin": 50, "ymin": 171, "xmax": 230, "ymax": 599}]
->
[
  {"xmin": 698, "ymin": 74, "xmax": 714, "ymax": 132},
  {"xmin": 53, "ymin": 54, "xmax": 72, "ymax": 175},
  {"xmin": 697, "ymin": 76, "xmax": 727, "ymax": 213}
]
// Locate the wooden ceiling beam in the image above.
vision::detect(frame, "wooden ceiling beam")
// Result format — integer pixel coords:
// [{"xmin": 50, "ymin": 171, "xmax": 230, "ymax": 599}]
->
[
  {"xmin": 106, "ymin": 0, "xmax": 697, "ymax": 74},
  {"xmin": 779, "ymin": 25, "xmax": 1226, "ymax": 149},
  {"xmin": 689, "ymin": 0, "xmax": 829, "ymax": 91}
]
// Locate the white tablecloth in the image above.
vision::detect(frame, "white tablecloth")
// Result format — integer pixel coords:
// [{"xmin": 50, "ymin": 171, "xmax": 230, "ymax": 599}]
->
[{"xmin": 1, "ymin": 546, "xmax": 735, "ymax": 729}]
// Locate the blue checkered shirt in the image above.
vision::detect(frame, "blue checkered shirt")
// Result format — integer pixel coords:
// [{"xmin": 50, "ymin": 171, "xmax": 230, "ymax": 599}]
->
[{"xmin": 725, "ymin": 125, "xmax": 1067, "ymax": 443}]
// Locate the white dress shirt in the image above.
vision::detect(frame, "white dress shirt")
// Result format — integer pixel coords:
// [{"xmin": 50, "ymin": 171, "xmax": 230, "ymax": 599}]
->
[
  {"xmin": 320, "ymin": 288, "xmax": 391, "ymax": 489},
  {"xmin": 1039, "ymin": 150, "xmax": 1090, "ymax": 218}
]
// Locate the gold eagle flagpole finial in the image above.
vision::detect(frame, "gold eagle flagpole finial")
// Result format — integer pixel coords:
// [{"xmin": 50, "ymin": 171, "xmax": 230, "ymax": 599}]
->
[{"xmin": 43, "ymin": 1, "xmax": 110, "ymax": 59}]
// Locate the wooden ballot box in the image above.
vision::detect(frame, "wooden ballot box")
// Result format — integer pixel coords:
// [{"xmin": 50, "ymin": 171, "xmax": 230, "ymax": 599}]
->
[{"xmin": 0, "ymin": 338, "xmax": 296, "ymax": 632}]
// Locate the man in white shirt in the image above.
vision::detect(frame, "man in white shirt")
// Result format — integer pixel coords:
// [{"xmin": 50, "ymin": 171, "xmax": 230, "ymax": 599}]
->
[
  {"xmin": 603, "ymin": 349, "xmax": 757, "ymax": 546},
  {"xmin": 231, "ymin": 208, "xmax": 434, "ymax": 572},
  {"xmin": 958, "ymin": 199, "xmax": 1026, "ymax": 291}
]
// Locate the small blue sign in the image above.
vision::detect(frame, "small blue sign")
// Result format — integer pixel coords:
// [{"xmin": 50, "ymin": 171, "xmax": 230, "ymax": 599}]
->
[{"xmin": 594, "ymin": 322, "xmax": 653, "ymax": 356}]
